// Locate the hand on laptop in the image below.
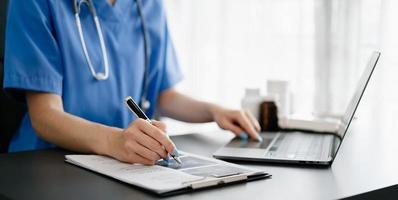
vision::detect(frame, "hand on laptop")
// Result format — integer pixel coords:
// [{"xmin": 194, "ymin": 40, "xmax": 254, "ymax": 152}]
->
[{"xmin": 210, "ymin": 105, "xmax": 262, "ymax": 142}]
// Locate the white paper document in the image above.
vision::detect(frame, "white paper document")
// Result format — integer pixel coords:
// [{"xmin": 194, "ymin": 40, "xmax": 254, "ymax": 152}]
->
[
  {"xmin": 65, "ymin": 152, "xmax": 267, "ymax": 194},
  {"xmin": 279, "ymin": 115, "xmax": 341, "ymax": 133}
]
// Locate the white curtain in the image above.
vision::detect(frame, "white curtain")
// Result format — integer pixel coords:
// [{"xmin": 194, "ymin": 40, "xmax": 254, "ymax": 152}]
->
[{"xmin": 163, "ymin": 0, "xmax": 398, "ymax": 117}]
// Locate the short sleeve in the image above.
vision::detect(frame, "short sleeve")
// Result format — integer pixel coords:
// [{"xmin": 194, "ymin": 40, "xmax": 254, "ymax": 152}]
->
[
  {"xmin": 3, "ymin": 0, "xmax": 63, "ymax": 100},
  {"xmin": 158, "ymin": 23, "xmax": 183, "ymax": 92}
]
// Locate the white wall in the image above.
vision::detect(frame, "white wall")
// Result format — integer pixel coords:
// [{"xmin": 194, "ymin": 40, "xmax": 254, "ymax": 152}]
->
[{"xmin": 163, "ymin": 0, "xmax": 398, "ymax": 117}]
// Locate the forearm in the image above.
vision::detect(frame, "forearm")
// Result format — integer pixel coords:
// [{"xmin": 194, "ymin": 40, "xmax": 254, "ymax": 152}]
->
[
  {"xmin": 34, "ymin": 109, "xmax": 120, "ymax": 155},
  {"xmin": 157, "ymin": 89, "xmax": 221, "ymax": 123},
  {"xmin": 27, "ymin": 93, "xmax": 120, "ymax": 156},
  {"xmin": 26, "ymin": 92, "xmax": 179, "ymax": 165},
  {"xmin": 157, "ymin": 89, "xmax": 261, "ymax": 140}
]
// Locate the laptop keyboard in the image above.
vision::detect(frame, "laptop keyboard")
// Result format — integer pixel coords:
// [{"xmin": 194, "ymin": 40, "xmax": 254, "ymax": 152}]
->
[{"xmin": 266, "ymin": 132, "xmax": 331, "ymax": 160}]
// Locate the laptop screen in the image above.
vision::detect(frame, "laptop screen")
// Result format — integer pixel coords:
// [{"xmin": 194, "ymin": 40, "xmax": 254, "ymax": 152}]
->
[{"xmin": 331, "ymin": 51, "xmax": 381, "ymax": 157}]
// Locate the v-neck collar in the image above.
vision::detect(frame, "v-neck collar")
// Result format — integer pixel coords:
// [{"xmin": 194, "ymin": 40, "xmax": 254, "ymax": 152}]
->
[
  {"xmin": 107, "ymin": 0, "xmax": 117, "ymax": 7},
  {"xmin": 93, "ymin": 0, "xmax": 133, "ymax": 22}
]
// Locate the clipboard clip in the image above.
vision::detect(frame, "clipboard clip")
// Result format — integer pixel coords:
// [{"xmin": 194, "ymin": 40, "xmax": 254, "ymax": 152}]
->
[{"xmin": 189, "ymin": 174, "xmax": 248, "ymax": 190}]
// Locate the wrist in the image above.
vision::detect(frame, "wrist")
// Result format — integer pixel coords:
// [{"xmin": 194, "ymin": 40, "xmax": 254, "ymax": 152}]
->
[
  {"xmin": 207, "ymin": 103, "xmax": 224, "ymax": 122},
  {"xmin": 93, "ymin": 125, "xmax": 122, "ymax": 157}
]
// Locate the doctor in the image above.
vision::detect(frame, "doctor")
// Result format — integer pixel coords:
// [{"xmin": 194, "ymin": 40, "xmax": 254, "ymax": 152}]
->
[{"xmin": 4, "ymin": 0, "xmax": 261, "ymax": 165}]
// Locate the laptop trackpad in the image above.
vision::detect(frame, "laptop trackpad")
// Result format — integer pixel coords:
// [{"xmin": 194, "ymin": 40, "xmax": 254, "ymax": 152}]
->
[
  {"xmin": 214, "ymin": 133, "xmax": 277, "ymax": 158},
  {"xmin": 225, "ymin": 134, "xmax": 274, "ymax": 149}
]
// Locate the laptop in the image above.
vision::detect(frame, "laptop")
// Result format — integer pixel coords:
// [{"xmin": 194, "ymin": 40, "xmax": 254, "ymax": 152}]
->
[{"xmin": 213, "ymin": 51, "xmax": 381, "ymax": 166}]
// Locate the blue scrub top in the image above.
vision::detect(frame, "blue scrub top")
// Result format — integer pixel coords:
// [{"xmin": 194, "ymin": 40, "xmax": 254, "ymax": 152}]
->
[{"xmin": 3, "ymin": 0, "xmax": 183, "ymax": 152}]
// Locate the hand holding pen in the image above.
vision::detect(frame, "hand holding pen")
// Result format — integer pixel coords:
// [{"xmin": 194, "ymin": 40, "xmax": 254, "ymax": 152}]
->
[
  {"xmin": 124, "ymin": 96, "xmax": 182, "ymax": 165},
  {"xmin": 105, "ymin": 97, "xmax": 181, "ymax": 166}
]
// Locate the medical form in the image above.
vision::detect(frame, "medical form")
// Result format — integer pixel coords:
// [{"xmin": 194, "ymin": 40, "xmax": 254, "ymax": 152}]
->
[{"xmin": 65, "ymin": 152, "xmax": 270, "ymax": 195}]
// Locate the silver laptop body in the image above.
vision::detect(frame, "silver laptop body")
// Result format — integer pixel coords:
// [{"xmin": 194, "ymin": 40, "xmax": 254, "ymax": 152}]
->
[{"xmin": 213, "ymin": 52, "xmax": 381, "ymax": 166}]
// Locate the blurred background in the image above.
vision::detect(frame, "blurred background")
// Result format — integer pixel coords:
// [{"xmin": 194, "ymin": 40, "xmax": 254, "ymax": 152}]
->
[
  {"xmin": 163, "ymin": 0, "xmax": 397, "ymax": 116},
  {"xmin": 162, "ymin": 0, "xmax": 398, "ymax": 133}
]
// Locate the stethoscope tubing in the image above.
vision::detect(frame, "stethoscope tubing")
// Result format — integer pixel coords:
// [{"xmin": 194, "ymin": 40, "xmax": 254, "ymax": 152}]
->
[
  {"xmin": 74, "ymin": 0, "xmax": 109, "ymax": 80},
  {"xmin": 73, "ymin": 0, "xmax": 151, "ymax": 110}
]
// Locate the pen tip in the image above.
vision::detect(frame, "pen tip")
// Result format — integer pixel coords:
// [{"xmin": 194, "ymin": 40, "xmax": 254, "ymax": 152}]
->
[{"xmin": 172, "ymin": 155, "xmax": 182, "ymax": 165}]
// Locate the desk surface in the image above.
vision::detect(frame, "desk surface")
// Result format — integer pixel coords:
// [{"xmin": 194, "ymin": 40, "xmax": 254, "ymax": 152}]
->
[
  {"xmin": 2, "ymin": 67, "xmax": 398, "ymax": 200},
  {"xmin": 1, "ymin": 120, "xmax": 398, "ymax": 200}
]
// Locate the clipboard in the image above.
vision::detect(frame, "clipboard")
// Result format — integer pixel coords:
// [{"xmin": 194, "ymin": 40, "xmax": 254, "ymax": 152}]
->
[{"xmin": 65, "ymin": 151, "xmax": 271, "ymax": 196}]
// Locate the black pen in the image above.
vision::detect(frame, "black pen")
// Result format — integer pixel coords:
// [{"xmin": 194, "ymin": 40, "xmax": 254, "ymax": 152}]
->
[{"xmin": 124, "ymin": 96, "xmax": 182, "ymax": 165}]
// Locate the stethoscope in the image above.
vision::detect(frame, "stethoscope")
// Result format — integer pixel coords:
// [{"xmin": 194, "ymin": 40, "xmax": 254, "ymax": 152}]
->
[{"xmin": 73, "ymin": 0, "xmax": 151, "ymax": 111}]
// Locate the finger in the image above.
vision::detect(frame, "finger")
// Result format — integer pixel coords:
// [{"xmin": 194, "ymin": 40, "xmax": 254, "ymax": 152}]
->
[
  {"xmin": 151, "ymin": 120, "xmax": 167, "ymax": 132},
  {"xmin": 136, "ymin": 119, "xmax": 175, "ymax": 154},
  {"xmin": 127, "ymin": 153, "xmax": 156, "ymax": 165},
  {"xmin": 134, "ymin": 132, "xmax": 168, "ymax": 158},
  {"xmin": 235, "ymin": 112, "xmax": 259, "ymax": 140},
  {"xmin": 127, "ymin": 140, "xmax": 161, "ymax": 162},
  {"xmin": 244, "ymin": 110, "xmax": 261, "ymax": 132},
  {"xmin": 220, "ymin": 120, "xmax": 244, "ymax": 136}
]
